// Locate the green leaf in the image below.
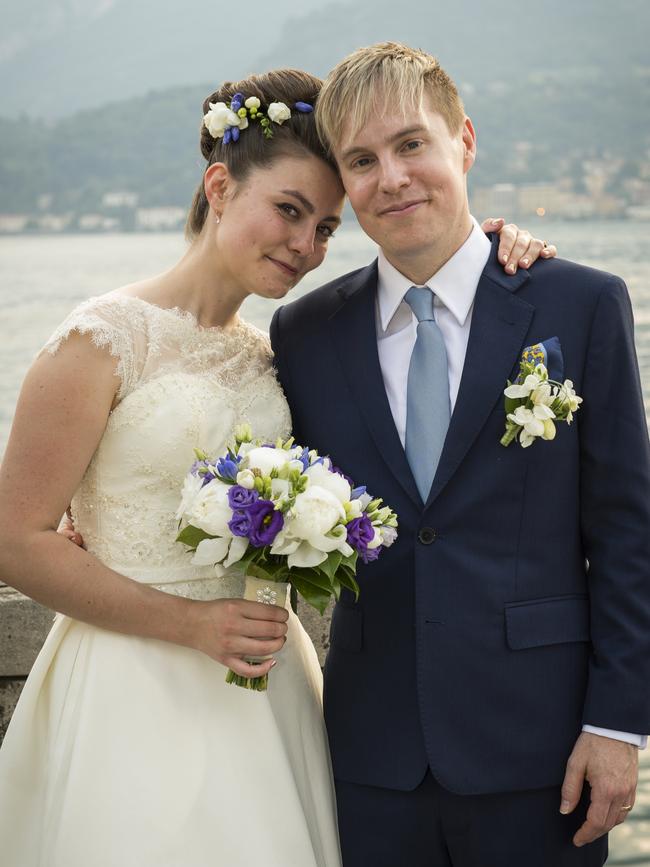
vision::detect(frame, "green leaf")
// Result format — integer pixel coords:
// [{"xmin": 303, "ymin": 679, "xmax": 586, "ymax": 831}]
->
[
  {"xmin": 340, "ymin": 550, "xmax": 358, "ymax": 572},
  {"xmin": 320, "ymin": 550, "xmax": 343, "ymax": 581},
  {"xmin": 336, "ymin": 570, "xmax": 360, "ymax": 600},
  {"xmin": 504, "ymin": 395, "xmax": 519, "ymax": 415},
  {"xmin": 245, "ymin": 562, "xmax": 274, "ymax": 582},
  {"xmin": 176, "ymin": 525, "xmax": 212, "ymax": 548},
  {"xmin": 293, "ymin": 567, "xmax": 334, "ymax": 592},
  {"xmin": 288, "ymin": 574, "xmax": 332, "ymax": 615}
]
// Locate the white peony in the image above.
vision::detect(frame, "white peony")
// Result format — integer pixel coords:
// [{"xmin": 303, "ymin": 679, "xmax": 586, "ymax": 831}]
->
[
  {"xmin": 186, "ymin": 480, "xmax": 232, "ymax": 536},
  {"xmin": 267, "ymin": 102, "xmax": 291, "ymax": 124},
  {"xmin": 244, "ymin": 446, "xmax": 292, "ymax": 476},
  {"xmin": 290, "ymin": 486, "xmax": 346, "ymax": 542},
  {"xmin": 175, "ymin": 472, "xmax": 204, "ymax": 520},
  {"xmin": 304, "ymin": 462, "xmax": 351, "ymax": 504},
  {"xmin": 270, "ymin": 485, "xmax": 353, "ymax": 568}
]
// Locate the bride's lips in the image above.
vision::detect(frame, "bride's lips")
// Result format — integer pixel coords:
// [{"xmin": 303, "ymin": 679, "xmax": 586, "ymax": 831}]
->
[
  {"xmin": 266, "ymin": 256, "xmax": 299, "ymax": 277},
  {"xmin": 378, "ymin": 199, "xmax": 428, "ymax": 217}
]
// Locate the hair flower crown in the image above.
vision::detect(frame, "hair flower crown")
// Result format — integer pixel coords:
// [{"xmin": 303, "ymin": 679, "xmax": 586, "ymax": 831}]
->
[{"xmin": 203, "ymin": 93, "xmax": 314, "ymax": 144}]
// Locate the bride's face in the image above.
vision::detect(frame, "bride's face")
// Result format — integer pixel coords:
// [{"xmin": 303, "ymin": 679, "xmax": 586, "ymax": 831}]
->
[{"xmin": 215, "ymin": 153, "xmax": 345, "ymax": 300}]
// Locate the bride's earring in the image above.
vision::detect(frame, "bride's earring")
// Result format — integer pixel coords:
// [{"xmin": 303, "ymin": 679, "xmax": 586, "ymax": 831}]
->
[{"xmin": 215, "ymin": 213, "xmax": 221, "ymax": 225}]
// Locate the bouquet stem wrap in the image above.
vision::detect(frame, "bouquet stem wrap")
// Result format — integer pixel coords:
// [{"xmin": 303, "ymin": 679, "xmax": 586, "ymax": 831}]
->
[{"xmin": 224, "ymin": 576, "xmax": 289, "ymax": 691}]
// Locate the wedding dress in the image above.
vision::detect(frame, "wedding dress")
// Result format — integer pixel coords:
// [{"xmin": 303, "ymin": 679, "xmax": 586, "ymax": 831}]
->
[{"xmin": 0, "ymin": 294, "xmax": 342, "ymax": 867}]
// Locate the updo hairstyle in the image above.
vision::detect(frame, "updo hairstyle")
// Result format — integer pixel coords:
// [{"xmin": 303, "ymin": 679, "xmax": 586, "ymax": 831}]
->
[{"xmin": 186, "ymin": 68, "xmax": 334, "ymax": 239}]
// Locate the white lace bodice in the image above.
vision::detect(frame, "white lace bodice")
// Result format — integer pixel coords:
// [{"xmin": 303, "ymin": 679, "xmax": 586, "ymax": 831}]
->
[{"xmin": 44, "ymin": 294, "xmax": 292, "ymax": 596}]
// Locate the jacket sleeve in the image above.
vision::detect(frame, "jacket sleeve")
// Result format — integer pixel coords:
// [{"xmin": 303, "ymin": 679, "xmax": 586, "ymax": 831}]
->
[{"xmin": 580, "ymin": 274, "xmax": 650, "ymax": 734}]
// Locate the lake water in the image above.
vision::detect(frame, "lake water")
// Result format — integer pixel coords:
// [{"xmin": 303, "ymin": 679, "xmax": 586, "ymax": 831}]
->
[{"xmin": 0, "ymin": 222, "xmax": 649, "ymax": 862}]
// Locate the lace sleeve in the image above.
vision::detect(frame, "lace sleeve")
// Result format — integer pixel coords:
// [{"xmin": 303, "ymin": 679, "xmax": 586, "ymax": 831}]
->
[{"xmin": 42, "ymin": 295, "xmax": 147, "ymax": 399}]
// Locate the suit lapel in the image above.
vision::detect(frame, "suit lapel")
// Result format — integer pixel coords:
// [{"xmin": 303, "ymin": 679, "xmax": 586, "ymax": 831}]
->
[
  {"xmin": 425, "ymin": 247, "xmax": 535, "ymax": 508},
  {"xmin": 329, "ymin": 262, "xmax": 422, "ymax": 507}
]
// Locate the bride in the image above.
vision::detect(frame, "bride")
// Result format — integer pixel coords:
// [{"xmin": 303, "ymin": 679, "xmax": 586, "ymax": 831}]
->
[{"xmin": 0, "ymin": 67, "xmax": 554, "ymax": 866}]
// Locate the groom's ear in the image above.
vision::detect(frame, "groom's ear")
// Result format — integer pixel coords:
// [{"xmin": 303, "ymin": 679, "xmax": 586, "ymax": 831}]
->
[
  {"xmin": 204, "ymin": 163, "xmax": 234, "ymax": 211},
  {"xmin": 461, "ymin": 117, "xmax": 477, "ymax": 174}
]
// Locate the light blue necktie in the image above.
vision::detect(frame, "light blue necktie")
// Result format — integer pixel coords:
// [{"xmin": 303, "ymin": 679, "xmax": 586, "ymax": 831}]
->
[{"xmin": 404, "ymin": 286, "xmax": 451, "ymax": 502}]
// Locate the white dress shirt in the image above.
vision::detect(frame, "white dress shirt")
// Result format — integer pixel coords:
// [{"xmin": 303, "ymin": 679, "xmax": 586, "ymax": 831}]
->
[{"xmin": 374, "ymin": 216, "xmax": 646, "ymax": 749}]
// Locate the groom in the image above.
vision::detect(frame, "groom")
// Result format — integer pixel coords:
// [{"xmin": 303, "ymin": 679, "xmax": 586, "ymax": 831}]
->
[{"xmin": 270, "ymin": 43, "xmax": 650, "ymax": 866}]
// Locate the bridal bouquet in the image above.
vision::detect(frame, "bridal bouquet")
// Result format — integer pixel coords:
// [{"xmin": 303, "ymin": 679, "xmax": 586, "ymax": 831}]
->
[{"xmin": 175, "ymin": 424, "xmax": 398, "ymax": 689}]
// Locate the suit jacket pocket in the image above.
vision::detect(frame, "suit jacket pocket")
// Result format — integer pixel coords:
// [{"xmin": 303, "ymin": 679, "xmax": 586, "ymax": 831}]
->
[
  {"xmin": 504, "ymin": 594, "xmax": 590, "ymax": 650},
  {"xmin": 330, "ymin": 604, "xmax": 363, "ymax": 653}
]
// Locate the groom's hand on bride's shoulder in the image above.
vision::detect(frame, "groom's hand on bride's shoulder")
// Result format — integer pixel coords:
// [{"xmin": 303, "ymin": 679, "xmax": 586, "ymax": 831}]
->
[
  {"xmin": 560, "ymin": 731, "xmax": 639, "ymax": 847},
  {"xmin": 481, "ymin": 217, "xmax": 557, "ymax": 274}
]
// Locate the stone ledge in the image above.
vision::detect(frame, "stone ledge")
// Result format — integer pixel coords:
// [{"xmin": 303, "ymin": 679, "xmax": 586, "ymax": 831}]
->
[
  {"xmin": 0, "ymin": 677, "xmax": 26, "ymax": 743},
  {"xmin": 0, "ymin": 586, "xmax": 53, "ymax": 676}
]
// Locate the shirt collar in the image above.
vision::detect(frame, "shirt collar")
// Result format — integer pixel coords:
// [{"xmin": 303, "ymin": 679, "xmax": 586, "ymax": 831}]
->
[{"xmin": 376, "ymin": 216, "xmax": 491, "ymax": 335}]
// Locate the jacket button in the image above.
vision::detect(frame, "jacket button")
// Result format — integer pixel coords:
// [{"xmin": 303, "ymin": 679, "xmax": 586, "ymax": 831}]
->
[{"xmin": 418, "ymin": 527, "xmax": 437, "ymax": 545}]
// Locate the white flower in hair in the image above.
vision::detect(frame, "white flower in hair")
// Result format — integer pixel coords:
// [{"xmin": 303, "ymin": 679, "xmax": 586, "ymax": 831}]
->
[
  {"xmin": 267, "ymin": 102, "xmax": 292, "ymax": 124},
  {"xmin": 245, "ymin": 96, "xmax": 261, "ymax": 110},
  {"xmin": 204, "ymin": 101, "xmax": 248, "ymax": 138}
]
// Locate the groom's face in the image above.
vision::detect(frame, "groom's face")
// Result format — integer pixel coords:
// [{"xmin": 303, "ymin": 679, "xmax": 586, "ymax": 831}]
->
[{"xmin": 333, "ymin": 94, "xmax": 476, "ymax": 277}]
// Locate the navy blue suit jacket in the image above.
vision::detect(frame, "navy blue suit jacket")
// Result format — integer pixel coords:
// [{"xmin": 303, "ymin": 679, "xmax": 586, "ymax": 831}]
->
[{"xmin": 269, "ymin": 235, "xmax": 650, "ymax": 796}]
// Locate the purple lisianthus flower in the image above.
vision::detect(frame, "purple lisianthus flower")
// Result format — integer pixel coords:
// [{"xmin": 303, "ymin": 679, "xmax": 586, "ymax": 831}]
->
[
  {"xmin": 227, "ymin": 485, "xmax": 259, "ymax": 510},
  {"xmin": 216, "ymin": 453, "xmax": 241, "ymax": 482},
  {"xmin": 247, "ymin": 500, "xmax": 284, "ymax": 547},
  {"xmin": 229, "ymin": 510, "xmax": 252, "ymax": 538},
  {"xmin": 351, "ymin": 485, "xmax": 366, "ymax": 499},
  {"xmin": 359, "ymin": 544, "xmax": 381, "ymax": 564},
  {"xmin": 346, "ymin": 515, "xmax": 375, "ymax": 555}
]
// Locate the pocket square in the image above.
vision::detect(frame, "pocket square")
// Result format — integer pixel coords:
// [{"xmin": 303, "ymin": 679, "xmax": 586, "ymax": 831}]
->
[{"xmin": 520, "ymin": 336, "xmax": 563, "ymax": 382}]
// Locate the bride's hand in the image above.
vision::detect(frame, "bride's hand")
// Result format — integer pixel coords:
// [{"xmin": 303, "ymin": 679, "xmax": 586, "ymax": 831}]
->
[
  {"xmin": 192, "ymin": 597, "xmax": 289, "ymax": 678},
  {"xmin": 481, "ymin": 217, "xmax": 557, "ymax": 274},
  {"xmin": 57, "ymin": 509, "xmax": 85, "ymax": 548}
]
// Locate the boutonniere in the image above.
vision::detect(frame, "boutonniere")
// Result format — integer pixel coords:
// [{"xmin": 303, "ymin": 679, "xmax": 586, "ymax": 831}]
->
[{"xmin": 500, "ymin": 360, "xmax": 583, "ymax": 448}]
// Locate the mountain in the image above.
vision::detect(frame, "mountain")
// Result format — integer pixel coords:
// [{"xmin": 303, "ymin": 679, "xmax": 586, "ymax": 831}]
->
[
  {"xmin": 3, "ymin": 0, "xmax": 648, "ymax": 120},
  {"xmin": 0, "ymin": 0, "xmax": 326, "ymax": 119},
  {"xmin": 1, "ymin": 0, "xmax": 648, "ymax": 216}
]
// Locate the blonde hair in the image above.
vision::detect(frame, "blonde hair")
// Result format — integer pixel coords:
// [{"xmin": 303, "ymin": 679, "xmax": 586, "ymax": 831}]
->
[{"xmin": 316, "ymin": 42, "xmax": 466, "ymax": 153}]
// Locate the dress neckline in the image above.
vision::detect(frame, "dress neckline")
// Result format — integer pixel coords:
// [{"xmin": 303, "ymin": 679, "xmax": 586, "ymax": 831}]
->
[{"xmin": 107, "ymin": 292, "xmax": 250, "ymax": 335}]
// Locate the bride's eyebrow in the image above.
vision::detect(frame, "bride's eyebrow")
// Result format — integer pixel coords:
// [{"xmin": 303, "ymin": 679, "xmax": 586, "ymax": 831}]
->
[
  {"xmin": 280, "ymin": 189, "xmax": 315, "ymax": 214},
  {"xmin": 280, "ymin": 189, "xmax": 341, "ymax": 226}
]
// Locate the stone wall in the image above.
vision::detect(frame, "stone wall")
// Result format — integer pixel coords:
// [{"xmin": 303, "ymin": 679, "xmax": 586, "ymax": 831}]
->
[
  {"xmin": 0, "ymin": 585, "xmax": 55, "ymax": 743},
  {"xmin": 0, "ymin": 584, "xmax": 331, "ymax": 745}
]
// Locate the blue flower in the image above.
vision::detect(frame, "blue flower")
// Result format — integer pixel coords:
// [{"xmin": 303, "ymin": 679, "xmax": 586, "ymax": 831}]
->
[
  {"xmin": 223, "ymin": 128, "xmax": 232, "ymax": 145},
  {"xmin": 351, "ymin": 485, "xmax": 366, "ymax": 499},
  {"xmin": 294, "ymin": 101, "xmax": 313, "ymax": 113},
  {"xmin": 216, "ymin": 453, "xmax": 241, "ymax": 482},
  {"xmin": 230, "ymin": 92, "xmax": 245, "ymax": 111},
  {"xmin": 231, "ymin": 126, "xmax": 240, "ymax": 142},
  {"xmin": 297, "ymin": 447, "xmax": 311, "ymax": 471}
]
